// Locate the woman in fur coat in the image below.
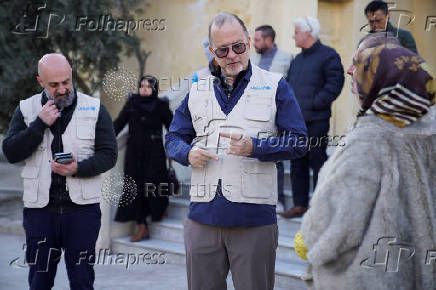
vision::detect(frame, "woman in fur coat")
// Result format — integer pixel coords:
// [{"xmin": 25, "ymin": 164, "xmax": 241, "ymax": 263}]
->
[{"xmin": 299, "ymin": 41, "xmax": 436, "ymax": 289}]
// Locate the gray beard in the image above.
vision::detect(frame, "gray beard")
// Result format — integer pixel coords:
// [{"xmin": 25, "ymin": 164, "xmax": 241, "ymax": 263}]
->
[{"xmin": 45, "ymin": 87, "xmax": 75, "ymax": 110}]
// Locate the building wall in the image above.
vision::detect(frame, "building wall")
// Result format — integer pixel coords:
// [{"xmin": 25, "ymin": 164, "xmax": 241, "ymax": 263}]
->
[
  {"xmin": 104, "ymin": 0, "xmax": 318, "ymax": 117},
  {"xmin": 318, "ymin": 0, "xmax": 356, "ymax": 138},
  {"xmin": 105, "ymin": 0, "xmax": 435, "ymax": 136},
  {"xmin": 318, "ymin": 0, "xmax": 435, "ymax": 137}
]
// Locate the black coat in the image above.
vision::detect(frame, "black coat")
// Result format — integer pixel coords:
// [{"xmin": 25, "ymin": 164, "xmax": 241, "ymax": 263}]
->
[
  {"xmin": 113, "ymin": 94, "xmax": 173, "ymax": 222},
  {"xmin": 286, "ymin": 40, "xmax": 344, "ymax": 122}
]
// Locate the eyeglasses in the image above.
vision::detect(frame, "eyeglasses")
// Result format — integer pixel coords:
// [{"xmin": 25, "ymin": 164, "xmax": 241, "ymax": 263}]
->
[{"xmin": 213, "ymin": 42, "xmax": 247, "ymax": 58}]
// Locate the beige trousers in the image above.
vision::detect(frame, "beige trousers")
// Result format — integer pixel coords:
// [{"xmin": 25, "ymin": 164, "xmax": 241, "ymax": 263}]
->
[{"xmin": 184, "ymin": 218, "xmax": 278, "ymax": 290}]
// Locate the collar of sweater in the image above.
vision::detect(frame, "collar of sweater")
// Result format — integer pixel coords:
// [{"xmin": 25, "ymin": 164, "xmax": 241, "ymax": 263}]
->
[{"xmin": 302, "ymin": 40, "xmax": 321, "ymax": 56}]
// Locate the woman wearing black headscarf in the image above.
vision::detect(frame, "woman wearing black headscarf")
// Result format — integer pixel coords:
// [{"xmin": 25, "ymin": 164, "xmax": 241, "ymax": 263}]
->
[
  {"xmin": 114, "ymin": 75, "xmax": 173, "ymax": 242},
  {"xmin": 295, "ymin": 40, "xmax": 435, "ymax": 289}
]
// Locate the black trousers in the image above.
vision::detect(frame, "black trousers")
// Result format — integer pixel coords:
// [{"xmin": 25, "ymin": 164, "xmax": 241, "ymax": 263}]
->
[
  {"xmin": 291, "ymin": 119, "xmax": 329, "ymax": 207},
  {"xmin": 23, "ymin": 204, "xmax": 101, "ymax": 290}
]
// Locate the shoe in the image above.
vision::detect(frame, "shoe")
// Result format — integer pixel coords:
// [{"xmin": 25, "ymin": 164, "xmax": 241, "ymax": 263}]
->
[
  {"xmin": 276, "ymin": 202, "xmax": 285, "ymax": 214},
  {"xmin": 130, "ymin": 224, "xmax": 150, "ymax": 242},
  {"xmin": 280, "ymin": 206, "xmax": 308, "ymax": 219}
]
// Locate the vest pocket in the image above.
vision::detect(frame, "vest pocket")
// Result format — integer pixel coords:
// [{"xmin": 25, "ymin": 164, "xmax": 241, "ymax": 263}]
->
[
  {"xmin": 77, "ymin": 119, "xmax": 96, "ymax": 139},
  {"xmin": 244, "ymin": 95, "xmax": 272, "ymax": 122},
  {"xmin": 241, "ymin": 159, "xmax": 273, "ymax": 199},
  {"xmin": 190, "ymin": 167, "xmax": 207, "ymax": 198},
  {"xmin": 21, "ymin": 167, "xmax": 39, "ymax": 202},
  {"xmin": 80, "ymin": 176, "xmax": 103, "ymax": 200}
]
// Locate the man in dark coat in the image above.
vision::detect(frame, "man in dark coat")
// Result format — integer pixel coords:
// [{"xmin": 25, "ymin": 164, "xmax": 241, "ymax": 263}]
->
[
  {"xmin": 282, "ymin": 16, "xmax": 344, "ymax": 218},
  {"xmin": 360, "ymin": 0, "xmax": 418, "ymax": 54}
]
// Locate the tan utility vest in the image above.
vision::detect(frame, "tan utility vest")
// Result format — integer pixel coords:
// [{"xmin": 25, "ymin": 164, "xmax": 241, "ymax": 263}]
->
[
  {"xmin": 19, "ymin": 92, "xmax": 103, "ymax": 208},
  {"xmin": 188, "ymin": 64, "xmax": 281, "ymax": 205}
]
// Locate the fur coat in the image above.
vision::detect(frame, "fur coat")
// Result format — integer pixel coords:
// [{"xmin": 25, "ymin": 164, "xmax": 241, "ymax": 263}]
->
[{"xmin": 301, "ymin": 108, "xmax": 436, "ymax": 290}]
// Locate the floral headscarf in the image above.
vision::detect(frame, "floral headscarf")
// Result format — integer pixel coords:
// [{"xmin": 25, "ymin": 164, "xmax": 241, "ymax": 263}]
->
[{"xmin": 355, "ymin": 44, "xmax": 435, "ymax": 127}]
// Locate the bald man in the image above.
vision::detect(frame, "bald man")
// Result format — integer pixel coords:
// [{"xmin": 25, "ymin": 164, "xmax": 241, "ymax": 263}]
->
[{"xmin": 2, "ymin": 53, "xmax": 117, "ymax": 289}]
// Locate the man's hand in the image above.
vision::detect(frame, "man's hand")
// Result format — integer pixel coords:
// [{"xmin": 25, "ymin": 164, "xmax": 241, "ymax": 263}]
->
[
  {"xmin": 188, "ymin": 147, "xmax": 218, "ymax": 168},
  {"xmin": 220, "ymin": 133, "xmax": 253, "ymax": 157},
  {"xmin": 38, "ymin": 100, "xmax": 59, "ymax": 126},
  {"xmin": 52, "ymin": 155, "xmax": 78, "ymax": 176}
]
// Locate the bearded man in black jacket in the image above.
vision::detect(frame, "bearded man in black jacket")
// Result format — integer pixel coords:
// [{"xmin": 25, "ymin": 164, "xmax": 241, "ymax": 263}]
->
[{"xmin": 2, "ymin": 53, "xmax": 117, "ymax": 290}]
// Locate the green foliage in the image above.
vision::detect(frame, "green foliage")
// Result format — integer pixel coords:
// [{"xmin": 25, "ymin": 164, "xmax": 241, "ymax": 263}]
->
[{"xmin": 0, "ymin": 0, "xmax": 146, "ymax": 133}]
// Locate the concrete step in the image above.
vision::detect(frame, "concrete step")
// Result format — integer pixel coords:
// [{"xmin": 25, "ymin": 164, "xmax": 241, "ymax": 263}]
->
[
  {"xmin": 111, "ymin": 236, "xmax": 308, "ymax": 289},
  {"xmin": 167, "ymin": 198, "xmax": 190, "ymax": 220},
  {"xmin": 150, "ymin": 217, "xmax": 303, "ymax": 262}
]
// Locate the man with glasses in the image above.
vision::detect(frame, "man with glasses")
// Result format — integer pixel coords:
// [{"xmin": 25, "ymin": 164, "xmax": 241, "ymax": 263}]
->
[
  {"xmin": 282, "ymin": 16, "xmax": 344, "ymax": 219},
  {"xmin": 165, "ymin": 12, "xmax": 307, "ymax": 290},
  {"xmin": 361, "ymin": 0, "xmax": 417, "ymax": 54}
]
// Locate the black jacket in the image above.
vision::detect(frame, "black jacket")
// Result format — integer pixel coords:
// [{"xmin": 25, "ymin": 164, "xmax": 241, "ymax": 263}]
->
[
  {"xmin": 286, "ymin": 40, "xmax": 344, "ymax": 122},
  {"xmin": 360, "ymin": 22, "xmax": 418, "ymax": 54},
  {"xmin": 113, "ymin": 94, "xmax": 173, "ymax": 222}
]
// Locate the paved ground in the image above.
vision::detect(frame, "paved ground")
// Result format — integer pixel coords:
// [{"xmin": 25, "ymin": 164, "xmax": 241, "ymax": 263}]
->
[
  {"xmin": 0, "ymin": 233, "xmax": 188, "ymax": 290},
  {"xmin": 0, "ymin": 234, "xmax": 293, "ymax": 290}
]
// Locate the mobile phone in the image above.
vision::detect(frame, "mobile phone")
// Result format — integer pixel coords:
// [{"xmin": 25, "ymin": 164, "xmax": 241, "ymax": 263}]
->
[{"xmin": 54, "ymin": 152, "xmax": 73, "ymax": 164}]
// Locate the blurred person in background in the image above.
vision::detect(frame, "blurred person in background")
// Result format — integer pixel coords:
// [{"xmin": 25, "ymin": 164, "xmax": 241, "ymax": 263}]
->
[
  {"xmin": 361, "ymin": 0, "xmax": 418, "ymax": 54},
  {"xmin": 251, "ymin": 24, "xmax": 293, "ymax": 213},
  {"xmin": 282, "ymin": 16, "xmax": 344, "ymax": 218},
  {"xmin": 113, "ymin": 75, "xmax": 173, "ymax": 242}
]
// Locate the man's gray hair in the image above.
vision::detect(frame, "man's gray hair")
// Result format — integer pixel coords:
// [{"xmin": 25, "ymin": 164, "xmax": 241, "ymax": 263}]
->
[
  {"xmin": 294, "ymin": 16, "xmax": 320, "ymax": 39},
  {"xmin": 359, "ymin": 31, "xmax": 401, "ymax": 50},
  {"xmin": 208, "ymin": 12, "xmax": 249, "ymax": 45}
]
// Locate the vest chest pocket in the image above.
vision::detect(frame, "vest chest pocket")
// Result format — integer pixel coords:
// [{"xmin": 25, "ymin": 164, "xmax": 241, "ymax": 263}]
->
[
  {"xmin": 76, "ymin": 118, "xmax": 96, "ymax": 155},
  {"xmin": 192, "ymin": 113, "xmax": 209, "ymax": 137},
  {"xmin": 77, "ymin": 118, "xmax": 96, "ymax": 139},
  {"xmin": 244, "ymin": 95, "xmax": 273, "ymax": 122}
]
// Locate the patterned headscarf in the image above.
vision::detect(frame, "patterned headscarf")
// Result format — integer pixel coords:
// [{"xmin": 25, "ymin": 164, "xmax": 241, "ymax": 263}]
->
[{"xmin": 355, "ymin": 44, "xmax": 435, "ymax": 127}]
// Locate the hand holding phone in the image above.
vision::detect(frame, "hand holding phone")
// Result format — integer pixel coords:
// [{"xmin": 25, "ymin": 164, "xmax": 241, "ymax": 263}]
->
[{"xmin": 54, "ymin": 152, "xmax": 73, "ymax": 164}]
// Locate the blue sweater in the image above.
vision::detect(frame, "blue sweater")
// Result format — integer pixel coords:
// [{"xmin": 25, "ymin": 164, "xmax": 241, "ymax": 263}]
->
[
  {"xmin": 165, "ymin": 63, "xmax": 307, "ymax": 226},
  {"xmin": 286, "ymin": 40, "xmax": 344, "ymax": 122}
]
